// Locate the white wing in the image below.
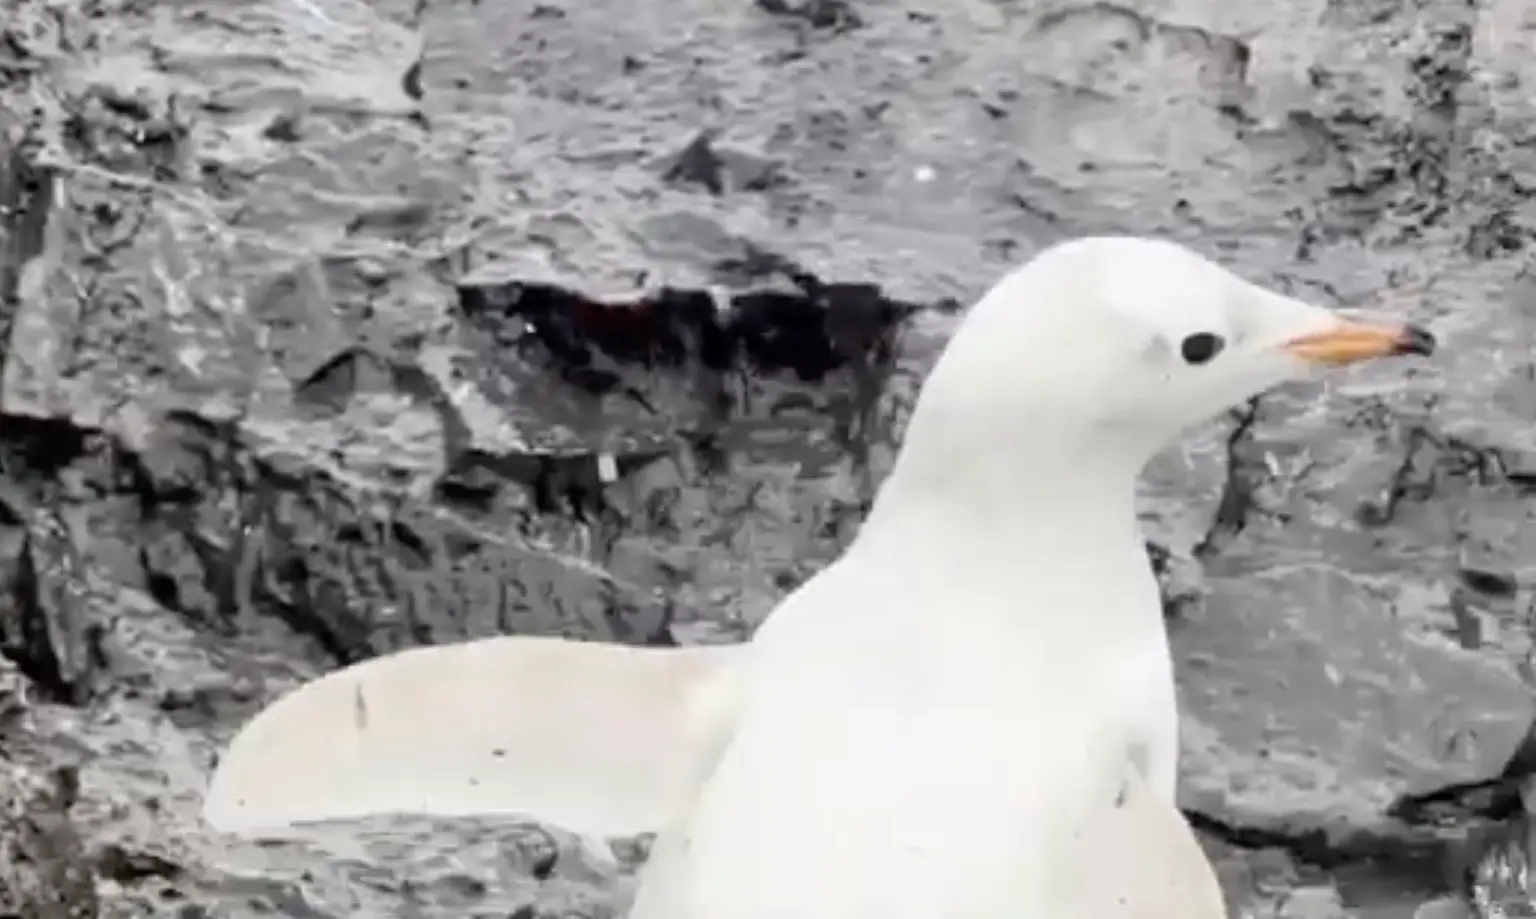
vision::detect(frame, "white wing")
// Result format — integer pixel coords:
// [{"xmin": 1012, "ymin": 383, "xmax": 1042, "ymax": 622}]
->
[{"xmin": 202, "ymin": 636, "xmax": 747, "ymax": 839}]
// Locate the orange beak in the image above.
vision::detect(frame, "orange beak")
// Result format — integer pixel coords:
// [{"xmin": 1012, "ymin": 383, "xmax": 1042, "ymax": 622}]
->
[{"xmin": 1283, "ymin": 320, "xmax": 1436, "ymax": 366}]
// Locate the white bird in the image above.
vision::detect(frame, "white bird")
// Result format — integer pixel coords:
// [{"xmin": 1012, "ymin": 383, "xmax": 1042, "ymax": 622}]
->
[{"xmin": 203, "ymin": 236, "xmax": 1433, "ymax": 919}]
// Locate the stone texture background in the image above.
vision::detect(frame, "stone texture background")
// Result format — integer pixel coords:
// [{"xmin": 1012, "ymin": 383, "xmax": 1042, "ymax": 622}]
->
[{"xmin": 3, "ymin": 0, "xmax": 1536, "ymax": 916}]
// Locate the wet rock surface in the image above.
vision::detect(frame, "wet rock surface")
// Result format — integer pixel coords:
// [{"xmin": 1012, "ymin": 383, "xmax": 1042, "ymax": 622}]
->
[{"xmin": 4, "ymin": 0, "xmax": 1536, "ymax": 915}]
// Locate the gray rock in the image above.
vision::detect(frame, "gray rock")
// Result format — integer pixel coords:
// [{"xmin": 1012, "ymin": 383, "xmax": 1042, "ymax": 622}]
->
[
  {"xmin": 1415, "ymin": 897, "xmax": 1476, "ymax": 919},
  {"xmin": 4, "ymin": 0, "xmax": 1536, "ymax": 914},
  {"xmin": 1278, "ymin": 885, "xmax": 1349, "ymax": 919}
]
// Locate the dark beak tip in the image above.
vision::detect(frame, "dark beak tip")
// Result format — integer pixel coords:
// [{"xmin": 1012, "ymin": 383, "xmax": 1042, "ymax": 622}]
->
[{"xmin": 1398, "ymin": 324, "xmax": 1437, "ymax": 357}]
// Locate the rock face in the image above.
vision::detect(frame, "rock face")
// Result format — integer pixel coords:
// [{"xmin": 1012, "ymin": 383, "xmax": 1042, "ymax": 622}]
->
[{"xmin": 4, "ymin": 0, "xmax": 1536, "ymax": 915}]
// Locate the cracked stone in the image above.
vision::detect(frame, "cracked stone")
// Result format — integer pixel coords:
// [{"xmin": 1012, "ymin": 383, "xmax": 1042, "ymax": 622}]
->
[{"xmin": 7, "ymin": 0, "xmax": 1536, "ymax": 914}]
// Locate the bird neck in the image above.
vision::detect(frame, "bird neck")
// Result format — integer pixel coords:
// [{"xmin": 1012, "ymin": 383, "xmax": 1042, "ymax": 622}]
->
[
  {"xmin": 864, "ymin": 457, "xmax": 1143, "ymax": 571},
  {"xmin": 857, "ymin": 424, "xmax": 1161, "ymax": 648},
  {"xmin": 867, "ymin": 396, "xmax": 1146, "ymax": 543}
]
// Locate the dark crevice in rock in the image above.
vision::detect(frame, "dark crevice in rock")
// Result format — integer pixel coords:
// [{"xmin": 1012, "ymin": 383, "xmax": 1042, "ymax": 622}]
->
[
  {"xmin": 453, "ymin": 268, "xmax": 921, "ymax": 486},
  {"xmin": 1390, "ymin": 718, "xmax": 1536, "ymax": 828},
  {"xmin": 456, "ymin": 270, "xmax": 918, "ymax": 386},
  {"xmin": 753, "ymin": 0, "xmax": 863, "ymax": 33},
  {"xmin": 1389, "ymin": 772, "xmax": 1525, "ymax": 829},
  {"xmin": 460, "ymin": 283, "xmax": 718, "ymax": 377},
  {"xmin": 92, "ymin": 843, "xmax": 184, "ymax": 885},
  {"xmin": 1195, "ymin": 397, "xmax": 1265, "ymax": 560},
  {"xmin": 1458, "ymin": 564, "xmax": 1518, "ymax": 600},
  {"xmin": 733, "ymin": 285, "xmax": 898, "ymax": 381},
  {"xmin": 5, "ymin": 524, "xmax": 87, "ymax": 705},
  {"xmin": 1358, "ymin": 421, "xmax": 1511, "ymax": 527},
  {"xmin": 401, "ymin": 59, "xmax": 424, "ymax": 102},
  {"xmin": 1185, "ymin": 807, "xmax": 1451, "ymax": 875},
  {"xmin": 0, "ymin": 416, "xmax": 99, "ymax": 705},
  {"xmin": 0, "ymin": 414, "xmax": 91, "ymax": 473}
]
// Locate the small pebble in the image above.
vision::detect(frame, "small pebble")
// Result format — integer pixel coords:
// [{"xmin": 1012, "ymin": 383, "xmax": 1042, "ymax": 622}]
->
[{"xmin": 597, "ymin": 452, "xmax": 618, "ymax": 484}]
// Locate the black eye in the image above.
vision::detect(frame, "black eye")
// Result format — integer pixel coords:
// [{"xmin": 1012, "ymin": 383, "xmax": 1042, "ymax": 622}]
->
[{"xmin": 1179, "ymin": 332, "xmax": 1224, "ymax": 365}]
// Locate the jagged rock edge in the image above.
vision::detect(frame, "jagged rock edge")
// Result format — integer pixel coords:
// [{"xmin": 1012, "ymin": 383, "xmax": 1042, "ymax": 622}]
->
[{"xmin": 1184, "ymin": 807, "xmax": 1455, "ymax": 877}]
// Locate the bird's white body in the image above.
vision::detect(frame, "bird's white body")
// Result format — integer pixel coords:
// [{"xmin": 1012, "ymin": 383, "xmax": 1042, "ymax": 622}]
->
[
  {"xmin": 630, "ymin": 524, "xmax": 1180, "ymax": 919},
  {"xmin": 202, "ymin": 236, "xmax": 1433, "ymax": 919},
  {"xmin": 626, "ymin": 239, "xmax": 1209, "ymax": 919}
]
